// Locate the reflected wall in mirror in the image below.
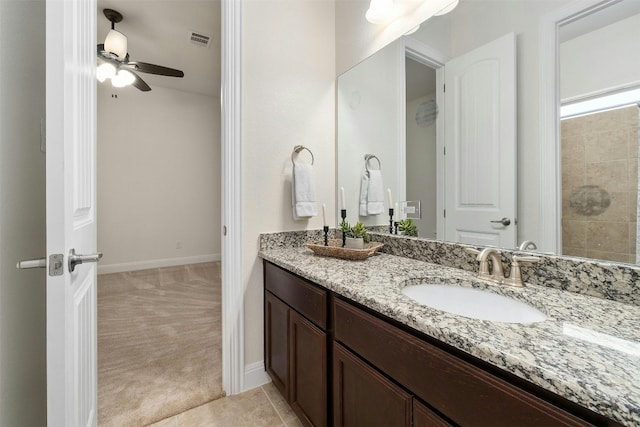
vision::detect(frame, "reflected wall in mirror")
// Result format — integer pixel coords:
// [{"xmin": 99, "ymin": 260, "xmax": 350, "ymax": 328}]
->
[
  {"xmin": 337, "ymin": 0, "xmax": 640, "ymax": 266},
  {"xmin": 559, "ymin": 3, "xmax": 640, "ymax": 263}
]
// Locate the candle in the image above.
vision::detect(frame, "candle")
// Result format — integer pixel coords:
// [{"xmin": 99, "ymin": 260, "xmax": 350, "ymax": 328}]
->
[
  {"xmin": 387, "ymin": 188, "xmax": 393, "ymax": 208},
  {"xmin": 340, "ymin": 187, "xmax": 346, "ymax": 210},
  {"xmin": 395, "ymin": 202, "xmax": 398, "ymax": 214},
  {"xmin": 322, "ymin": 203, "xmax": 327, "ymax": 226}
]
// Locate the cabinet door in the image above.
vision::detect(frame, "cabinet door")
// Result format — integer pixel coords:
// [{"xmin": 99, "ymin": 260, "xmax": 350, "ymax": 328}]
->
[
  {"xmin": 333, "ymin": 297, "xmax": 594, "ymax": 427},
  {"xmin": 333, "ymin": 343, "xmax": 411, "ymax": 427},
  {"xmin": 265, "ymin": 292, "xmax": 289, "ymax": 397},
  {"xmin": 413, "ymin": 399, "xmax": 453, "ymax": 427},
  {"xmin": 290, "ymin": 310, "xmax": 327, "ymax": 427}
]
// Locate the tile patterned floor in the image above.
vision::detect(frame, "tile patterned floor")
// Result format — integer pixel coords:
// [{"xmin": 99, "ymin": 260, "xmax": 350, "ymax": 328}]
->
[{"xmin": 148, "ymin": 382, "xmax": 303, "ymax": 427}]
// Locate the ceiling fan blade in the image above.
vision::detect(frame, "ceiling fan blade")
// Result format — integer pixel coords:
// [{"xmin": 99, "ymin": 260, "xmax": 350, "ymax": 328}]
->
[
  {"xmin": 127, "ymin": 61, "xmax": 184, "ymax": 78},
  {"xmin": 129, "ymin": 70, "xmax": 152, "ymax": 92}
]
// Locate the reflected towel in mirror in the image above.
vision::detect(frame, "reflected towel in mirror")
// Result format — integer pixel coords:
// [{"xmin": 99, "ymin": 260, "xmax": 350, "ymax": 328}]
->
[{"xmin": 359, "ymin": 170, "xmax": 384, "ymax": 216}]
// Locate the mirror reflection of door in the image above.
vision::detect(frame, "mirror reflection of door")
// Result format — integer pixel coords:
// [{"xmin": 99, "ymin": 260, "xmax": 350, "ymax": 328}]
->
[
  {"xmin": 559, "ymin": 2, "xmax": 640, "ymax": 263},
  {"xmin": 443, "ymin": 33, "xmax": 517, "ymax": 248}
]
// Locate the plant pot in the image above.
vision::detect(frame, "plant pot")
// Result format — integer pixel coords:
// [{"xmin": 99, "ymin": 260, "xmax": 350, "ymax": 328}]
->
[{"xmin": 345, "ymin": 237, "xmax": 365, "ymax": 249}]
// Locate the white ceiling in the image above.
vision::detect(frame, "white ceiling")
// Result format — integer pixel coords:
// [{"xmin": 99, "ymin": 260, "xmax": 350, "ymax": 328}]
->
[{"xmin": 96, "ymin": 0, "xmax": 221, "ymax": 97}]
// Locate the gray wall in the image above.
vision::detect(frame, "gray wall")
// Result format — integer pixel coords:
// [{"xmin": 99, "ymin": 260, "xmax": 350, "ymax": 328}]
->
[{"xmin": 0, "ymin": 1, "xmax": 47, "ymax": 425}]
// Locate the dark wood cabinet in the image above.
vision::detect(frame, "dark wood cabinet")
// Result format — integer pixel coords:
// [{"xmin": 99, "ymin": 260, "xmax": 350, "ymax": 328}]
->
[
  {"xmin": 333, "ymin": 342, "xmax": 412, "ymax": 427},
  {"xmin": 263, "ymin": 261, "xmax": 620, "ymax": 427},
  {"xmin": 264, "ymin": 291, "xmax": 289, "ymax": 397},
  {"xmin": 413, "ymin": 399, "xmax": 453, "ymax": 427},
  {"xmin": 264, "ymin": 262, "xmax": 328, "ymax": 427},
  {"xmin": 290, "ymin": 310, "xmax": 327, "ymax": 427}
]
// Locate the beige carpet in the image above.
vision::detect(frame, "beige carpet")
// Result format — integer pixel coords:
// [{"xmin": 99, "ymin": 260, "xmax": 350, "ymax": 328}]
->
[{"xmin": 98, "ymin": 262, "xmax": 224, "ymax": 426}]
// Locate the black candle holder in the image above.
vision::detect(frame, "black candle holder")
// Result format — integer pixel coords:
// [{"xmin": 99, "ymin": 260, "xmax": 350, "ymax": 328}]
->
[
  {"xmin": 323, "ymin": 226, "xmax": 329, "ymax": 246},
  {"xmin": 394, "ymin": 221, "xmax": 399, "ymax": 235},
  {"xmin": 341, "ymin": 209, "xmax": 347, "ymax": 247},
  {"xmin": 389, "ymin": 208, "xmax": 394, "ymax": 233}
]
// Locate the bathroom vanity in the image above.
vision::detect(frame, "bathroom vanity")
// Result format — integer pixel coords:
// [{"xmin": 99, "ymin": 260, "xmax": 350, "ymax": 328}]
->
[{"xmin": 260, "ymin": 232, "xmax": 640, "ymax": 427}]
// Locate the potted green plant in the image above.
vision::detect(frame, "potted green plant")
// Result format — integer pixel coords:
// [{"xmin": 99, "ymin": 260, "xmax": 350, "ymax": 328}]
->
[
  {"xmin": 398, "ymin": 219, "xmax": 418, "ymax": 237},
  {"xmin": 340, "ymin": 220, "xmax": 370, "ymax": 249}
]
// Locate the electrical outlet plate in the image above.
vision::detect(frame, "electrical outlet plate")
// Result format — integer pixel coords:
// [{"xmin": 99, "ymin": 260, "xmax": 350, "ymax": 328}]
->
[{"xmin": 399, "ymin": 201, "xmax": 422, "ymax": 219}]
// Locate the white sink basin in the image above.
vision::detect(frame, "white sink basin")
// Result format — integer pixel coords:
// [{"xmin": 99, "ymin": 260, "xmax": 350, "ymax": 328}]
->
[{"xmin": 402, "ymin": 284, "xmax": 547, "ymax": 324}]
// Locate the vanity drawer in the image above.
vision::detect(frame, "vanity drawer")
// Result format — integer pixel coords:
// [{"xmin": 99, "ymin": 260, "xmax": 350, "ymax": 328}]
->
[
  {"xmin": 264, "ymin": 261, "xmax": 327, "ymax": 330},
  {"xmin": 333, "ymin": 297, "xmax": 593, "ymax": 427}
]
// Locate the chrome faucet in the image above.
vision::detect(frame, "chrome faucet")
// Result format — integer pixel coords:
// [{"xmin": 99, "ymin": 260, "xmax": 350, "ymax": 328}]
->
[
  {"xmin": 518, "ymin": 240, "xmax": 537, "ymax": 251},
  {"xmin": 465, "ymin": 247, "xmax": 505, "ymax": 284}
]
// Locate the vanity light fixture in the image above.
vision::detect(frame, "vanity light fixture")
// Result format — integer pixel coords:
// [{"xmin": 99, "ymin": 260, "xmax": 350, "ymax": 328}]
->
[
  {"xmin": 404, "ymin": 25, "xmax": 421, "ymax": 35},
  {"xmin": 366, "ymin": 0, "xmax": 459, "ymax": 26},
  {"xmin": 365, "ymin": 0, "xmax": 397, "ymax": 24},
  {"xmin": 434, "ymin": 0, "xmax": 459, "ymax": 16}
]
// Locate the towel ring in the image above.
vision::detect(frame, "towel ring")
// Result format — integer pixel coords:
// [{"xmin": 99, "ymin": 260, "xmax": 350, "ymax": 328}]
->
[
  {"xmin": 291, "ymin": 145, "xmax": 314, "ymax": 165},
  {"xmin": 364, "ymin": 154, "xmax": 381, "ymax": 171}
]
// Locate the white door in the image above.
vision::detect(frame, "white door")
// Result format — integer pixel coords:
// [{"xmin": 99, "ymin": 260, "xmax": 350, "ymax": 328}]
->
[
  {"xmin": 46, "ymin": 0, "xmax": 98, "ymax": 425},
  {"xmin": 443, "ymin": 33, "xmax": 517, "ymax": 247}
]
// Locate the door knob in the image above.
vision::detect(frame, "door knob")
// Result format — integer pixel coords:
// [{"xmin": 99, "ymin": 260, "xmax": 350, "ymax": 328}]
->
[
  {"xmin": 18, "ymin": 254, "xmax": 64, "ymax": 276},
  {"xmin": 490, "ymin": 217, "xmax": 511, "ymax": 226},
  {"xmin": 17, "ymin": 258, "xmax": 47, "ymax": 269},
  {"xmin": 68, "ymin": 248, "xmax": 103, "ymax": 272}
]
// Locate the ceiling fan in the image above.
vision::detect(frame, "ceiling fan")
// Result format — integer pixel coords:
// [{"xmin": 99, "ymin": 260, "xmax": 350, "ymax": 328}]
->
[{"xmin": 96, "ymin": 8, "xmax": 184, "ymax": 92}]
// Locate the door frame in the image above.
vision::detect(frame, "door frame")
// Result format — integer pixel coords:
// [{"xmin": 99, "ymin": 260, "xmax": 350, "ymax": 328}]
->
[
  {"xmin": 221, "ymin": 0, "xmax": 244, "ymax": 394},
  {"xmin": 400, "ymin": 36, "xmax": 447, "ymax": 237},
  {"xmin": 538, "ymin": 0, "xmax": 618, "ymax": 253}
]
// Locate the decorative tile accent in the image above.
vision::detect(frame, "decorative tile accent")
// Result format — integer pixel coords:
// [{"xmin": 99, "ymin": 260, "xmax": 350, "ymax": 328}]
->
[{"xmin": 258, "ymin": 236, "xmax": 640, "ymax": 426}]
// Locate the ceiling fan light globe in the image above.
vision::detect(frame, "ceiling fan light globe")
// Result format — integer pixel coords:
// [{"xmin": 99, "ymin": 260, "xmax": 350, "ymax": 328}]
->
[
  {"xmin": 112, "ymin": 69, "xmax": 135, "ymax": 88},
  {"xmin": 104, "ymin": 29, "xmax": 128, "ymax": 59},
  {"xmin": 96, "ymin": 63, "xmax": 116, "ymax": 82}
]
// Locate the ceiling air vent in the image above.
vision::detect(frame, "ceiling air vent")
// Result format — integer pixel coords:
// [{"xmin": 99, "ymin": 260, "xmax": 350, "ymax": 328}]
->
[{"xmin": 188, "ymin": 30, "xmax": 212, "ymax": 48}]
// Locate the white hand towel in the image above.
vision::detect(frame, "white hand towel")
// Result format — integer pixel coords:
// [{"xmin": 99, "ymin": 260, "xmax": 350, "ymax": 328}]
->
[
  {"xmin": 359, "ymin": 173, "xmax": 369, "ymax": 217},
  {"xmin": 292, "ymin": 163, "xmax": 317, "ymax": 219},
  {"xmin": 367, "ymin": 169, "xmax": 384, "ymax": 215}
]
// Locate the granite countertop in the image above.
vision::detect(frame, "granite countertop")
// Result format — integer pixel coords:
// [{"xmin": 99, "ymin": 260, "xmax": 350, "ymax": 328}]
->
[{"xmin": 259, "ymin": 246, "xmax": 640, "ymax": 426}]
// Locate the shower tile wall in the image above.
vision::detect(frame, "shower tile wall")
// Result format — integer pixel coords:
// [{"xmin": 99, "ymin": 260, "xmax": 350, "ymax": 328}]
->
[{"xmin": 561, "ymin": 105, "xmax": 639, "ymax": 263}]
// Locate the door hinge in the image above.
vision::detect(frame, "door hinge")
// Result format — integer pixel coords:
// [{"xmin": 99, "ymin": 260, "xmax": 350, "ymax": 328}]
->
[
  {"xmin": 443, "ymin": 84, "xmax": 446, "ymax": 92},
  {"xmin": 443, "ymin": 147, "xmax": 446, "ymax": 155},
  {"xmin": 443, "ymin": 209, "xmax": 446, "ymax": 218},
  {"xmin": 49, "ymin": 254, "xmax": 64, "ymax": 276}
]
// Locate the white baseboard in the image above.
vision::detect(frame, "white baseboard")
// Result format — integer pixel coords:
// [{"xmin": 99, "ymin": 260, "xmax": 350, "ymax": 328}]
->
[
  {"xmin": 243, "ymin": 360, "xmax": 271, "ymax": 391},
  {"xmin": 98, "ymin": 253, "xmax": 221, "ymax": 275}
]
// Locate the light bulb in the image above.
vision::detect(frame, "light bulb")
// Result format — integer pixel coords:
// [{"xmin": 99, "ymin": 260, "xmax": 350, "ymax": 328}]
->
[
  {"xmin": 104, "ymin": 29, "xmax": 128, "ymax": 59},
  {"xmin": 365, "ymin": 0, "xmax": 396, "ymax": 24},
  {"xmin": 96, "ymin": 63, "xmax": 116, "ymax": 82},
  {"xmin": 434, "ymin": 0, "xmax": 459, "ymax": 16},
  {"xmin": 111, "ymin": 70, "xmax": 135, "ymax": 88}
]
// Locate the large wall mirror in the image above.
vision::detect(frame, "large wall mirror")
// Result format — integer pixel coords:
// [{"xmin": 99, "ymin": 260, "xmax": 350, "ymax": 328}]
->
[{"xmin": 337, "ymin": 0, "xmax": 640, "ymax": 266}]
